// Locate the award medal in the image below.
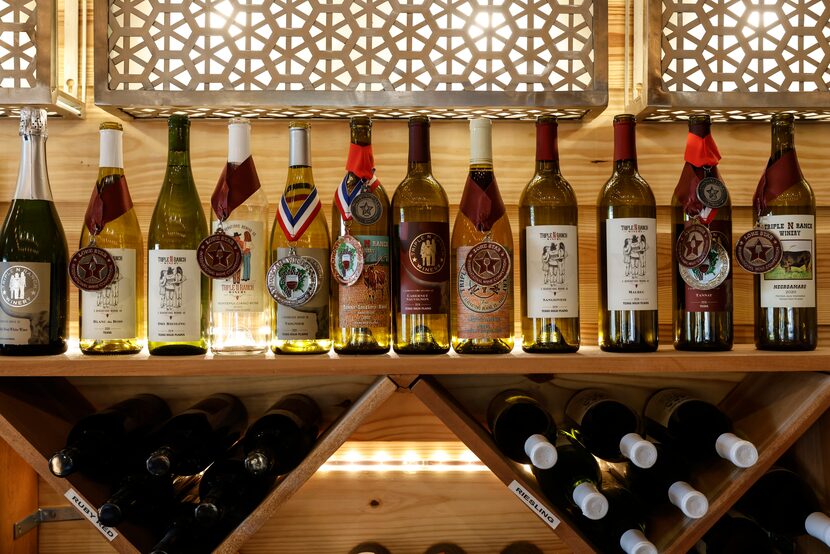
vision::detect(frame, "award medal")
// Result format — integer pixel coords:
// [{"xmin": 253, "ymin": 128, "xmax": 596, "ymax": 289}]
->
[
  {"xmin": 696, "ymin": 176, "xmax": 728, "ymax": 209},
  {"xmin": 197, "ymin": 226, "xmax": 243, "ymax": 279},
  {"xmin": 331, "ymin": 234, "xmax": 364, "ymax": 286},
  {"xmin": 680, "ymin": 237, "xmax": 730, "ymax": 290},
  {"xmin": 676, "ymin": 219, "xmax": 712, "ymax": 269},
  {"xmin": 464, "ymin": 238, "xmax": 511, "ymax": 286},
  {"xmin": 735, "ymin": 227, "xmax": 782, "ymax": 274},
  {"xmin": 69, "ymin": 243, "xmax": 116, "ymax": 291}
]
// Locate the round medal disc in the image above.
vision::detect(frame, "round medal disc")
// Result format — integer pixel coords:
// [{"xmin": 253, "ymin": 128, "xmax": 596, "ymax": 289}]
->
[
  {"xmin": 197, "ymin": 231, "xmax": 243, "ymax": 279},
  {"xmin": 69, "ymin": 246, "xmax": 116, "ymax": 291},
  {"xmin": 680, "ymin": 239, "xmax": 730, "ymax": 290},
  {"xmin": 351, "ymin": 191, "xmax": 383, "ymax": 226},
  {"xmin": 464, "ymin": 241, "xmax": 511, "ymax": 286},
  {"xmin": 696, "ymin": 177, "xmax": 729, "ymax": 209},
  {"xmin": 331, "ymin": 235, "xmax": 365, "ymax": 286},
  {"xmin": 676, "ymin": 221, "xmax": 712, "ymax": 269},
  {"xmin": 735, "ymin": 228, "xmax": 783, "ymax": 274},
  {"xmin": 267, "ymin": 255, "xmax": 319, "ymax": 307}
]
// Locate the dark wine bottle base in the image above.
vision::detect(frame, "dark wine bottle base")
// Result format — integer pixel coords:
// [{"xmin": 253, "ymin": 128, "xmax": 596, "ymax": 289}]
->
[
  {"xmin": 393, "ymin": 343, "xmax": 450, "ymax": 355},
  {"xmin": 335, "ymin": 345, "xmax": 390, "ymax": 355},
  {"xmin": 148, "ymin": 344, "xmax": 208, "ymax": 356},
  {"xmin": 522, "ymin": 343, "xmax": 579, "ymax": 354},
  {"xmin": 599, "ymin": 342, "xmax": 658, "ymax": 353},
  {"xmin": 673, "ymin": 341, "xmax": 732, "ymax": 352},
  {"xmin": 0, "ymin": 341, "xmax": 67, "ymax": 356},
  {"xmin": 755, "ymin": 341, "xmax": 817, "ymax": 352}
]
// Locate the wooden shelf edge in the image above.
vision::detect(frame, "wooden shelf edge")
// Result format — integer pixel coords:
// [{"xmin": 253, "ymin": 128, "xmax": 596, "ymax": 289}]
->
[{"xmin": 213, "ymin": 376, "xmax": 400, "ymax": 554}]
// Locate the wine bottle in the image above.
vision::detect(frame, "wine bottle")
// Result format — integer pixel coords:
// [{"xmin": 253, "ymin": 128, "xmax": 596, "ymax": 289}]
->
[
  {"xmin": 392, "ymin": 116, "xmax": 451, "ymax": 354},
  {"xmin": 451, "ymin": 118, "xmax": 514, "ymax": 354},
  {"xmin": 563, "ymin": 389, "xmax": 656, "ymax": 468},
  {"xmin": 49, "ymin": 393, "xmax": 171, "ymax": 480},
  {"xmin": 146, "ymin": 393, "xmax": 248, "ymax": 477},
  {"xmin": 618, "ymin": 442, "xmax": 709, "ymax": 519},
  {"xmin": 0, "ymin": 107, "xmax": 68, "ymax": 355},
  {"xmin": 532, "ymin": 433, "xmax": 608, "ymax": 520},
  {"xmin": 644, "ymin": 388, "xmax": 758, "ymax": 468},
  {"xmin": 150, "ymin": 500, "xmax": 219, "ymax": 554},
  {"xmin": 695, "ymin": 514, "xmax": 775, "ymax": 554},
  {"xmin": 736, "ymin": 467, "xmax": 830, "ymax": 547},
  {"xmin": 671, "ymin": 115, "xmax": 733, "ymax": 350},
  {"xmin": 147, "ymin": 115, "xmax": 209, "ymax": 355},
  {"xmin": 582, "ymin": 486, "xmax": 658, "ymax": 554},
  {"xmin": 243, "ymin": 393, "xmax": 321, "ymax": 478},
  {"xmin": 754, "ymin": 113, "xmax": 817, "ymax": 350},
  {"xmin": 270, "ymin": 122, "xmax": 331, "ymax": 354},
  {"xmin": 597, "ymin": 114, "xmax": 658, "ymax": 352},
  {"xmin": 519, "ymin": 115, "xmax": 580, "ymax": 353},
  {"xmin": 210, "ymin": 118, "xmax": 269, "ymax": 354},
  {"xmin": 79, "ymin": 122, "xmax": 144, "ymax": 354},
  {"xmin": 330, "ymin": 116, "xmax": 391, "ymax": 354},
  {"xmin": 486, "ymin": 389, "xmax": 557, "ymax": 469},
  {"xmin": 97, "ymin": 472, "xmax": 196, "ymax": 528}
]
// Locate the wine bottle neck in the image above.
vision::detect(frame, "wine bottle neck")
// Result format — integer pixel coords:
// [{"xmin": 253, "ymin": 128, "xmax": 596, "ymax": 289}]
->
[
  {"xmin": 289, "ymin": 126, "xmax": 311, "ymax": 167},
  {"xmin": 771, "ymin": 121, "xmax": 796, "ymax": 161},
  {"xmin": 227, "ymin": 122, "xmax": 251, "ymax": 165},
  {"xmin": 613, "ymin": 119, "xmax": 638, "ymax": 172},
  {"xmin": 408, "ymin": 121, "xmax": 431, "ymax": 171},
  {"xmin": 14, "ymin": 133, "xmax": 53, "ymax": 201},
  {"xmin": 167, "ymin": 126, "xmax": 191, "ymax": 167},
  {"xmin": 469, "ymin": 121, "xmax": 493, "ymax": 165},
  {"xmin": 99, "ymin": 128, "xmax": 124, "ymax": 170},
  {"xmin": 535, "ymin": 120, "xmax": 560, "ymax": 174}
]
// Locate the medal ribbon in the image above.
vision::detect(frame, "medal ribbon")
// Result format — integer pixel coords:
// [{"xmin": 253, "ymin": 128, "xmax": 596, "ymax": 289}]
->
[
  {"xmin": 277, "ymin": 187, "xmax": 321, "ymax": 242},
  {"xmin": 753, "ymin": 150, "xmax": 803, "ymax": 217},
  {"xmin": 675, "ymin": 128, "xmax": 724, "ymax": 225},
  {"xmin": 211, "ymin": 156, "xmax": 262, "ymax": 221},
  {"xmin": 458, "ymin": 173, "xmax": 506, "ymax": 233},
  {"xmin": 335, "ymin": 144, "xmax": 381, "ymax": 222},
  {"xmin": 84, "ymin": 174, "xmax": 134, "ymax": 235}
]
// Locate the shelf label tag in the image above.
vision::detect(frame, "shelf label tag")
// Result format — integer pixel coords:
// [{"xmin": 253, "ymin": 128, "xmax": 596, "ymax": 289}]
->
[
  {"xmin": 508, "ymin": 480, "xmax": 560, "ymax": 529},
  {"xmin": 64, "ymin": 488, "xmax": 119, "ymax": 542}
]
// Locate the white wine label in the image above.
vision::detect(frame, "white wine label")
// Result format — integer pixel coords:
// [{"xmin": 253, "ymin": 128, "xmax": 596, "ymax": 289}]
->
[
  {"xmin": 760, "ymin": 215, "xmax": 816, "ymax": 308},
  {"xmin": 148, "ymin": 249, "xmax": 201, "ymax": 342},
  {"xmin": 508, "ymin": 480, "xmax": 560, "ymax": 530},
  {"xmin": 81, "ymin": 248, "xmax": 136, "ymax": 341},
  {"xmin": 605, "ymin": 218, "xmax": 658, "ymax": 311},
  {"xmin": 564, "ymin": 389, "xmax": 610, "ymax": 425},
  {"xmin": 64, "ymin": 488, "xmax": 119, "ymax": 541},
  {"xmin": 525, "ymin": 225, "xmax": 579, "ymax": 318},
  {"xmin": 455, "ymin": 245, "xmax": 513, "ymax": 339},
  {"xmin": 276, "ymin": 247, "xmax": 330, "ymax": 340},
  {"xmin": 644, "ymin": 389, "xmax": 693, "ymax": 428},
  {"xmin": 0, "ymin": 261, "xmax": 51, "ymax": 345},
  {"xmin": 211, "ymin": 220, "xmax": 265, "ymax": 312}
]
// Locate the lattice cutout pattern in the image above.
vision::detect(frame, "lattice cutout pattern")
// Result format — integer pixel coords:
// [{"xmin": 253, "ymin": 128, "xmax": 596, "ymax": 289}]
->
[
  {"xmin": 0, "ymin": 0, "xmax": 37, "ymax": 89},
  {"xmin": 662, "ymin": 0, "xmax": 830, "ymax": 93},
  {"xmin": 106, "ymin": 0, "xmax": 595, "ymax": 94}
]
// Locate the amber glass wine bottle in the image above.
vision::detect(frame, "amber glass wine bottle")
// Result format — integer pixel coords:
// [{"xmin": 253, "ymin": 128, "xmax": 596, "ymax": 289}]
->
[
  {"xmin": 392, "ymin": 116, "xmax": 450, "ymax": 354},
  {"xmin": 147, "ymin": 115, "xmax": 209, "ymax": 355},
  {"xmin": 270, "ymin": 122, "xmax": 331, "ymax": 354},
  {"xmin": 519, "ymin": 115, "xmax": 579, "ymax": 353},
  {"xmin": 597, "ymin": 115, "xmax": 658, "ymax": 352},
  {"xmin": 330, "ymin": 117, "xmax": 391, "ymax": 354},
  {"xmin": 754, "ymin": 114, "xmax": 817, "ymax": 350},
  {"xmin": 451, "ymin": 118, "xmax": 514, "ymax": 354},
  {"xmin": 671, "ymin": 115, "xmax": 732, "ymax": 351},
  {"xmin": 79, "ymin": 122, "xmax": 144, "ymax": 354}
]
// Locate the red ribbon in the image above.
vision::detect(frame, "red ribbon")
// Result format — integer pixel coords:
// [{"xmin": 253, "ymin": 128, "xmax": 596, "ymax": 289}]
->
[
  {"xmin": 346, "ymin": 144, "xmax": 376, "ymax": 181},
  {"xmin": 685, "ymin": 133, "xmax": 721, "ymax": 167},
  {"xmin": 753, "ymin": 150, "xmax": 803, "ymax": 216},
  {"xmin": 84, "ymin": 174, "xmax": 134, "ymax": 235},
  {"xmin": 458, "ymin": 173, "xmax": 506, "ymax": 233},
  {"xmin": 211, "ymin": 156, "xmax": 262, "ymax": 221}
]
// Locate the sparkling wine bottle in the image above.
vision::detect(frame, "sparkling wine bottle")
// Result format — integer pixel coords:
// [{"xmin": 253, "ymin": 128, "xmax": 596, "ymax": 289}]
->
[
  {"xmin": 563, "ymin": 389, "xmax": 656, "ymax": 468},
  {"xmin": 519, "ymin": 115, "xmax": 580, "ymax": 353},
  {"xmin": 451, "ymin": 118, "xmax": 514, "ymax": 354},
  {"xmin": 597, "ymin": 114, "xmax": 658, "ymax": 352},
  {"xmin": 753, "ymin": 114, "xmax": 817, "ymax": 350},
  {"xmin": 79, "ymin": 122, "xmax": 144, "ymax": 354},
  {"xmin": 644, "ymin": 388, "xmax": 758, "ymax": 468},
  {"xmin": 0, "ymin": 107, "xmax": 68, "ymax": 355},
  {"xmin": 270, "ymin": 123, "xmax": 331, "ymax": 354},
  {"xmin": 210, "ymin": 118, "xmax": 270, "ymax": 354},
  {"xmin": 486, "ymin": 389, "xmax": 557, "ymax": 469},
  {"xmin": 671, "ymin": 115, "xmax": 733, "ymax": 351},
  {"xmin": 147, "ymin": 115, "xmax": 209, "ymax": 355},
  {"xmin": 330, "ymin": 117, "xmax": 391, "ymax": 354},
  {"xmin": 392, "ymin": 116, "xmax": 451, "ymax": 354}
]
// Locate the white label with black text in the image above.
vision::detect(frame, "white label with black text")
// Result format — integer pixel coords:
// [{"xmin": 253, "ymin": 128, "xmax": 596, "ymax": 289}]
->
[
  {"xmin": 605, "ymin": 217, "xmax": 657, "ymax": 310},
  {"xmin": 760, "ymin": 214, "xmax": 816, "ymax": 308},
  {"xmin": 525, "ymin": 225, "xmax": 579, "ymax": 318},
  {"xmin": 64, "ymin": 488, "xmax": 119, "ymax": 541},
  {"xmin": 81, "ymin": 248, "xmax": 136, "ymax": 340},
  {"xmin": 508, "ymin": 480, "xmax": 560, "ymax": 529},
  {"xmin": 148, "ymin": 249, "xmax": 201, "ymax": 342}
]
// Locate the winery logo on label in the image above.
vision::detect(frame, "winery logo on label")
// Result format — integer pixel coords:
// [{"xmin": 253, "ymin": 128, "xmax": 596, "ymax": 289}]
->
[
  {"xmin": 464, "ymin": 241, "xmax": 510, "ymax": 286},
  {"xmin": 735, "ymin": 228, "xmax": 783, "ymax": 274},
  {"xmin": 676, "ymin": 221, "xmax": 711, "ymax": 269},
  {"xmin": 156, "ymin": 264, "xmax": 187, "ymax": 310},
  {"xmin": 457, "ymin": 263, "xmax": 509, "ymax": 313},
  {"xmin": 331, "ymin": 235, "xmax": 364, "ymax": 286},
  {"xmin": 69, "ymin": 246, "xmax": 116, "ymax": 291},
  {"xmin": 267, "ymin": 255, "xmax": 319, "ymax": 307},
  {"xmin": 540, "ymin": 238, "xmax": 569, "ymax": 286},
  {"xmin": 696, "ymin": 177, "xmax": 728, "ymax": 209},
  {"xmin": 351, "ymin": 191, "xmax": 383, "ymax": 225},
  {"xmin": 0, "ymin": 266, "xmax": 40, "ymax": 308},
  {"xmin": 621, "ymin": 230, "xmax": 651, "ymax": 277},
  {"xmin": 408, "ymin": 232, "xmax": 447, "ymax": 275},
  {"xmin": 197, "ymin": 232, "xmax": 243, "ymax": 279}
]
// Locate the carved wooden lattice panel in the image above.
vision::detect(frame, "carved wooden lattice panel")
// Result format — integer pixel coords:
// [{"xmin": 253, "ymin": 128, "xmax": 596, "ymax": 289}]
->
[{"xmin": 0, "ymin": 0, "xmax": 38, "ymax": 89}]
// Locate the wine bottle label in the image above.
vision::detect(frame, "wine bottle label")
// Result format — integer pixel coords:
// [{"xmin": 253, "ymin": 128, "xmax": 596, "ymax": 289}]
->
[
  {"xmin": 455, "ymin": 245, "xmax": 512, "ymax": 338},
  {"xmin": 508, "ymin": 480, "xmax": 560, "ymax": 530},
  {"xmin": 605, "ymin": 218, "xmax": 657, "ymax": 311},
  {"xmin": 398, "ymin": 221, "xmax": 450, "ymax": 315},
  {"xmin": 644, "ymin": 389, "xmax": 693, "ymax": 428},
  {"xmin": 64, "ymin": 488, "xmax": 119, "ymax": 541},
  {"xmin": 211, "ymin": 220, "xmax": 265, "ymax": 312},
  {"xmin": 276, "ymin": 247, "xmax": 330, "ymax": 340},
  {"xmin": 525, "ymin": 225, "xmax": 579, "ymax": 318},
  {"xmin": 564, "ymin": 389, "xmax": 610, "ymax": 425},
  {"xmin": 759, "ymin": 214, "xmax": 815, "ymax": 308},
  {"xmin": 684, "ymin": 221, "xmax": 731, "ymax": 312},
  {"xmin": 339, "ymin": 235, "xmax": 390, "ymax": 328},
  {"xmin": 0, "ymin": 261, "xmax": 51, "ymax": 345},
  {"xmin": 81, "ymin": 248, "xmax": 136, "ymax": 340},
  {"xmin": 148, "ymin": 250, "xmax": 201, "ymax": 342}
]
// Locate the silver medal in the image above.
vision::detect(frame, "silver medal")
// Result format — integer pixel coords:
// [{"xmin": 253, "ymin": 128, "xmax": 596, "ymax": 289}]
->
[
  {"xmin": 267, "ymin": 253, "xmax": 319, "ymax": 307},
  {"xmin": 680, "ymin": 238, "xmax": 730, "ymax": 290}
]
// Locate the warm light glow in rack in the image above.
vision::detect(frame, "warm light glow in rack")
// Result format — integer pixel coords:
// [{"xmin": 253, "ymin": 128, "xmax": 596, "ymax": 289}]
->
[{"xmin": 319, "ymin": 442, "xmax": 489, "ymax": 474}]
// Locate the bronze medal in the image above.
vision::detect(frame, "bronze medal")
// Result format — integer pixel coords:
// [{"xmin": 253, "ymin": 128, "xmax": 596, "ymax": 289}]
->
[
  {"xmin": 69, "ymin": 246, "xmax": 116, "ymax": 291},
  {"xmin": 464, "ymin": 241, "xmax": 511, "ymax": 286},
  {"xmin": 351, "ymin": 191, "xmax": 383, "ymax": 226},
  {"xmin": 331, "ymin": 235, "xmax": 364, "ymax": 286},
  {"xmin": 267, "ymin": 254, "xmax": 319, "ymax": 307},
  {"xmin": 676, "ymin": 221, "xmax": 712, "ymax": 269},
  {"xmin": 696, "ymin": 177, "xmax": 728, "ymax": 209},
  {"xmin": 197, "ymin": 229, "xmax": 243, "ymax": 279},
  {"xmin": 680, "ymin": 239, "xmax": 730, "ymax": 290},
  {"xmin": 735, "ymin": 228, "xmax": 783, "ymax": 274}
]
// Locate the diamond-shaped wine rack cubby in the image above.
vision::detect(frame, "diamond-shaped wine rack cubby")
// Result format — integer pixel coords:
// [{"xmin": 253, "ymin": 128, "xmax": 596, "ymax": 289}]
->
[
  {"xmin": 626, "ymin": 0, "xmax": 830, "ymax": 121},
  {"xmin": 0, "ymin": 0, "xmax": 86, "ymax": 118},
  {"xmin": 94, "ymin": 0, "xmax": 608, "ymax": 120}
]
